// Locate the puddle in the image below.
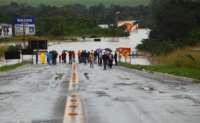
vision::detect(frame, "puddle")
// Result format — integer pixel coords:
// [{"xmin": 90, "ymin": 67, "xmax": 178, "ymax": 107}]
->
[
  {"xmin": 54, "ymin": 73, "xmax": 64, "ymax": 80},
  {"xmin": 0, "ymin": 91, "xmax": 18, "ymax": 95},
  {"xmin": 95, "ymin": 91, "xmax": 110, "ymax": 97},
  {"xmin": 118, "ymin": 76, "xmax": 131, "ymax": 80},
  {"xmin": 103, "ymin": 88, "xmax": 109, "ymax": 90},
  {"xmin": 172, "ymin": 95, "xmax": 200, "ymax": 104},
  {"xmin": 114, "ymin": 82, "xmax": 138, "ymax": 86},
  {"xmin": 113, "ymin": 97, "xmax": 137, "ymax": 102},
  {"xmin": 158, "ymin": 90, "xmax": 167, "ymax": 94},
  {"xmin": 138, "ymin": 86, "xmax": 155, "ymax": 92},
  {"xmin": 84, "ymin": 73, "xmax": 89, "ymax": 80}
]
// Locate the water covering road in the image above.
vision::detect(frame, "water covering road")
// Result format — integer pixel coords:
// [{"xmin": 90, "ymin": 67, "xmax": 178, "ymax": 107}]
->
[
  {"xmin": 0, "ymin": 29, "xmax": 150, "ymax": 66},
  {"xmin": 48, "ymin": 29, "xmax": 150, "ymax": 65}
]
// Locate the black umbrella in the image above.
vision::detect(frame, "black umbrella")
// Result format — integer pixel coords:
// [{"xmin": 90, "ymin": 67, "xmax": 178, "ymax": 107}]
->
[{"xmin": 104, "ymin": 48, "xmax": 112, "ymax": 52}]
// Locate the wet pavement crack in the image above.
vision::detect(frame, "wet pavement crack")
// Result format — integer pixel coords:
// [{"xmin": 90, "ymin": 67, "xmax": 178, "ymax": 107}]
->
[{"xmin": 0, "ymin": 91, "xmax": 18, "ymax": 95}]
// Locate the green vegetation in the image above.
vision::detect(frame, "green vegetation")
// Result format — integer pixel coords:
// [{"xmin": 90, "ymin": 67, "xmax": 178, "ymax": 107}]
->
[
  {"xmin": 0, "ymin": 62, "xmax": 27, "ymax": 72},
  {"xmin": 0, "ymin": 3, "xmax": 151, "ymax": 38},
  {"xmin": 119, "ymin": 62, "xmax": 200, "ymax": 80},
  {"xmin": 154, "ymin": 45, "xmax": 200, "ymax": 69},
  {"xmin": 0, "ymin": 0, "xmax": 150, "ymax": 7},
  {"xmin": 137, "ymin": 0, "xmax": 200, "ymax": 54},
  {"xmin": 0, "ymin": 36, "xmax": 81, "ymax": 43},
  {"xmin": 121, "ymin": 44, "xmax": 200, "ymax": 80}
]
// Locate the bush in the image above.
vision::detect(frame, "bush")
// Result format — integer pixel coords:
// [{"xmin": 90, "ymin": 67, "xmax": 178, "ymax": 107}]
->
[
  {"xmin": 6, "ymin": 45, "xmax": 21, "ymax": 52},
  {"xmin": 137, "ymin": 39, "xmax": 177, "ymax": 54}
]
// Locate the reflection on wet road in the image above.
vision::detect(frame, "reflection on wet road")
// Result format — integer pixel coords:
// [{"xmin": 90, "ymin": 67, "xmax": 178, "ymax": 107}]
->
[
  {"xmin": 78, "ymin": 64, "xmax": 200, "ymax": 123},
  {"xmin": 0, "ymin": 64, "xmax": 69, "ymax": 123}
]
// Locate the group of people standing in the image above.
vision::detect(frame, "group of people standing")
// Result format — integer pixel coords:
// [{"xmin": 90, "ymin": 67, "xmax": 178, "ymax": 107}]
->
[
  {"xmin": 59, "ymin": 50, "xmax": 75, "ymax": 64},
  {"xmin": 77, "ymin": 49, "xmax": 118, "ymax": 70},
  {"xmin": 35, "ymin": 51, "xmax": 58, "ymax": 65},
  {"xmin": 36, "ymin": 48, "xmax": 119, "ymax": 70}
]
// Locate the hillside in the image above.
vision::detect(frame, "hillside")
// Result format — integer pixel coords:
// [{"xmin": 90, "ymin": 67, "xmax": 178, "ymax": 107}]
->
[{"xmin": 0, "ymin": 0, "xmax": 150, "ymax": 6}]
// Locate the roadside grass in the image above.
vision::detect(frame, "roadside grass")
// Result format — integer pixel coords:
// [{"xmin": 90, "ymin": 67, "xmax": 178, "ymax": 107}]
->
[
  {"xmin": 119, "ymin": 62, "xmax": 200, "ymax": 80},
  {"xmin": 0, "ymin": 62, "xmax": 28, "ymax": 72},
  {"xmin": 153, "ymin": 45, "xmax": 200, "ymax": 69}
]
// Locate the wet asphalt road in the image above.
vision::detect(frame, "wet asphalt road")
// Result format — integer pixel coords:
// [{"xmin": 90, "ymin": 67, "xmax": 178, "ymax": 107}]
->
[
  {"xmin": 0, "ymin": 64, "xmax": 200, "ymax": 123},
  {"xmin": 0, "ymin": 64, "xmax": 70, "ymax": 123},
  {"xmin": 78, "ymin": 64, "xmax": 200, "ymax": 123}
]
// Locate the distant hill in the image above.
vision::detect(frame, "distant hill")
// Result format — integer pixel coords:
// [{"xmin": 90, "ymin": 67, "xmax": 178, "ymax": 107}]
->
[{"xmin": 0, "ymin": 0, "xmax": 150, "ymax": 7}]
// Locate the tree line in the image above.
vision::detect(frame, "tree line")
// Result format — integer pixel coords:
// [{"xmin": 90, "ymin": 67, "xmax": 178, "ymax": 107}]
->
[
  {"xmin": 0, "ymin": 2, "xmax": 151, "ymax": 37},
  {"xmin": 137, "ymin": 0, "xmax": 200, "ymax": 54}
]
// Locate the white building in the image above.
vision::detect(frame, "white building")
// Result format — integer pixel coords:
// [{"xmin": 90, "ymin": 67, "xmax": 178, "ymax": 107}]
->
[
  {"xmin": 0, "ymin": 24, "xmax": 12, "ymax": 38},
  {"xmin": 98, "ymin": 24, "xmax": 109, "ymax": 29}
]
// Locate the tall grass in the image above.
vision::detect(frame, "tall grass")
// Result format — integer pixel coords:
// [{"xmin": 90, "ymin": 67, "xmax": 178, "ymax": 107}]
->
[{"xmin": 154, "ymin": 45, "xmax": 200, "ymax": 69}]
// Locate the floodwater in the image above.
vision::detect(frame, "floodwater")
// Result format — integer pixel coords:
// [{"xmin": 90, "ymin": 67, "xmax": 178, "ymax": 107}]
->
[
  {"xmin": 0, "ymin": 29, "xmax": 150, "ymax": 66},
  {"xmin": 48, "ymin": 29, "xmax": 150, "ymax": 65}
]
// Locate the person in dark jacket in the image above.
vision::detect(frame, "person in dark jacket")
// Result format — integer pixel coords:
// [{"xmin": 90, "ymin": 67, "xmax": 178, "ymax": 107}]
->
[
  {"xmin": 61, "ymin": 51, "xmax": 66, "ymax": 63},
  {"xmin": 68, "ymin": 51, "xmax": 72, "ymax": 64},
  {"xmin": 102, "ymin": 52, "xmax": 108, "ymax": 70},
  {"xmin": 51, "ymin": 50, "xmax": 58, "ymax": 65},
  {"xmin": 108, "ymin": 53, "xmax": 114, "ymax": 69},
  {"xmin": 114, "ymin": 51, "xmax": 118, "ymax": 66}
]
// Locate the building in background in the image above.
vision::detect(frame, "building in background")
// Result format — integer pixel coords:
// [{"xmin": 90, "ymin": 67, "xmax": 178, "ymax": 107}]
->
[
  {"xmin": 14, "ymin": 16, "xmax": 35, "ymax": 36},
  {"xmin": 0, "ymin": 24, "xmax": 12, "ymax": 38},
  {"xmin": 98, "ymin": 24, "xmax": 109, "ymax": 29}
]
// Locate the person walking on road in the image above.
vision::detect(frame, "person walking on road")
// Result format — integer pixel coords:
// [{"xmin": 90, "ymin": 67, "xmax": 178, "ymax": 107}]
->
[
  {"xmin": 72, "ymin": 51, "xmax": 76, "ymax": 63},
  {"xmin": 61, "ymin": 51, "xmax": 66, "ymax": 63},
  {"xmin": 98, "ymin": 51, "xmax": 103, "ymax": 66},
  {"xmin": 40, "ymin": 52, "xmax": 46, "ymax": 64},
  {"xmin": 68, "ymin": 51, "xmax": 72, "ymax": 64},
  {"xmin": 52, "ymin": 51, "xmax": 58, "ymax": 65},
  {"xmin": 89, "ymin": 51, "xmax": 95, "ymax": 68},
  {"xmin": 114, "ymin": 51, "xmax": 118, "ymax": 66},
  {"xmin": 108, "ymin": 53, "xmax": 114, "ymax": 69},
  {"xmin": 47, "ymin": 51, "xmax": 52, "ymax": 65},
  {"xmin": 102, "ymin": 52, "xmax": 108, "ymax": 70}
]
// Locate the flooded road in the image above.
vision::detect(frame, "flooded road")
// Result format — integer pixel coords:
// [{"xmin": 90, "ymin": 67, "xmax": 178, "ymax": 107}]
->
[
  {"xmin": 49, "ymin": 29, "xmax": 149, "ymax": 51},
  {"xmin": 0, "ymin": 29, "xmax": 150, "ymax": 66},
  {"xmin": 49, "ymin": 29, "xmax": 150, "ymax": 65}
]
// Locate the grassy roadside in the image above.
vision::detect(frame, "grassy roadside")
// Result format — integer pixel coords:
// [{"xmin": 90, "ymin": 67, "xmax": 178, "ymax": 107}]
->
[
  {"xmin": 0, "ymin": 62, "xmax": 28, "ymax": 72},
  {"xmin": 119, "ymin": 62, "xmax": 200, "ymax": 80}
]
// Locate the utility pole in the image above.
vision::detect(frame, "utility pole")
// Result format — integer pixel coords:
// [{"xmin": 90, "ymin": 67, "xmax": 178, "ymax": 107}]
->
[
  {"xmin": 115, "ymin": 11, "xmax": 120, "ymax": 28},
  {"xmin": 22, "ymin": 16, "xmax": 26, "ymax": 48}
]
